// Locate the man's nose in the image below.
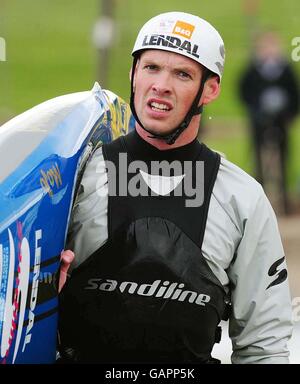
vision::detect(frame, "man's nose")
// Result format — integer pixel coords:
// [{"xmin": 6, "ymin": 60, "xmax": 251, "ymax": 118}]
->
[{"xmin": 151, "ymin": 73, "xmax": 171, "ymax": 95}]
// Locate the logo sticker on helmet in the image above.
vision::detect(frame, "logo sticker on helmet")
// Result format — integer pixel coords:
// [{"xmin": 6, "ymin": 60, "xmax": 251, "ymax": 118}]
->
[
  {"xmin": 173, "ymin": 21, "xmax": 195, "ymax": 40},
  {"xmin": 132, "ymin": 12, "xmax": 225, "ymax": 78},
  {"xmin": 142, "ymin": 35, "xmax": 200, "ymax": 59}
]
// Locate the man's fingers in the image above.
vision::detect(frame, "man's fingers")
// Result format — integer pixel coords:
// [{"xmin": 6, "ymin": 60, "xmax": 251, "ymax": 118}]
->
[
  {"xmin": 59, "ymin": 250, "xmax": 75, "ymax": 293},
  {"xmin": 60, "ymin": 249, "xmax": 75, "ymax": 264}
]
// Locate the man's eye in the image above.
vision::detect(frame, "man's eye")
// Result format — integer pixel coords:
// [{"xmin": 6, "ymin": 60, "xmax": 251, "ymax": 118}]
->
[
  {"xmin": 144, "ymin": 65, "xmax": 157, "ymax": 71},
  {"xmin": 178, "ymin": 71, "xmax": 191, "ymax": 79}
]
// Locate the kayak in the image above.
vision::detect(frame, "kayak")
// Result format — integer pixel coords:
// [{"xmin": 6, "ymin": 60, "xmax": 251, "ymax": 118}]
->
[{"xmin": 0, "ymin": 83, "xmax": 134, "ymax": 363}]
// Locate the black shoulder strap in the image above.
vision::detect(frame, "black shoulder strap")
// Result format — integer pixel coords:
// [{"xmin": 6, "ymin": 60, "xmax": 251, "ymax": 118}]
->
[{"xmin": 197, "ymin": 143, "xmax": 221, "ymax": 246}]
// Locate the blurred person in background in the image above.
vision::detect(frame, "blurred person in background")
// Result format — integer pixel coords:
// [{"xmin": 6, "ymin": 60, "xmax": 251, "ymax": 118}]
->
[{"xmin": 239, "ymin": 31, "xmax": 299, "ymax": 214}]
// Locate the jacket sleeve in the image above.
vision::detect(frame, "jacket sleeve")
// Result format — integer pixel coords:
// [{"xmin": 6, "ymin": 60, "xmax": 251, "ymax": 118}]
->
[
  {"xmin": 66, "ymin": 148, "xmax": 108, "ymax": 271},
  {"xmin": 227, "ymin": 189, "xmax": 293, "ymax": 364}
]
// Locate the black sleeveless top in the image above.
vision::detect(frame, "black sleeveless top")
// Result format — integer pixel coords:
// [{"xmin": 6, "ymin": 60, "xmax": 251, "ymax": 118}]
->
[{"xmin": 59, "ymin": 131, "xmax": 227, "ymax": 363}]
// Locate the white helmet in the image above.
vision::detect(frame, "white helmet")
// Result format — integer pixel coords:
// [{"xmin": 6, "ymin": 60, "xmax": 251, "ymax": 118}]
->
[{"xmin": 132, "ymin": 11, "xmax": 225, "ymax": 79}]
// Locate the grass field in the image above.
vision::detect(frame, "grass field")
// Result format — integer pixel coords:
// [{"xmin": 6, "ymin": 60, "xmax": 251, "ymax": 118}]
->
[{"xmin": 0, "ymin": 0, "xmax": 300, "ymax": 192}]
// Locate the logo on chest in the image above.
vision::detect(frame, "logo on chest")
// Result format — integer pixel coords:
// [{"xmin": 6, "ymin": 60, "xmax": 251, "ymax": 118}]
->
[{"xmin": 85, "ymin": 278, "xmax": 211, "ymax": 307}]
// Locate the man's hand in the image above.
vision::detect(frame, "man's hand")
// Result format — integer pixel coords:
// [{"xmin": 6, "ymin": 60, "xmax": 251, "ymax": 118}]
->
[{"xmin": 59, "ymin": 250, "xmax": 75, "ymax": 293}]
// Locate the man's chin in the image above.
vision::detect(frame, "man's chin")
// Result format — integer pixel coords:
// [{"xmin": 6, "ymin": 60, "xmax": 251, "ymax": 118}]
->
[{"xmin": 140, "ymin": 124, "xmax": 177, "ymax": 137}]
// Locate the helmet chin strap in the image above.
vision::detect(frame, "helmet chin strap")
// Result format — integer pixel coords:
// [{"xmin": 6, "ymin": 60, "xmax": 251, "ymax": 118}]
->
[{"xmin": 130, "ymin": 55, "xmax": 210, "ymax": 145}]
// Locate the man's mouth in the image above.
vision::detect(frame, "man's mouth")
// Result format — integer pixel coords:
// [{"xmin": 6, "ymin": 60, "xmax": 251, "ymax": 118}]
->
[{"xmin": 148, "ymin": 100, "xmax": 172, "ymax": 112}]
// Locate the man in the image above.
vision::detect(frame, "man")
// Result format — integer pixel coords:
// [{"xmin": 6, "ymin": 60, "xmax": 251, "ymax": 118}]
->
[
  {"xmin": 239, "ymin": 31, "xmax": 299, "ymax": 214},
  {"xmin": 58, "ymin": 12, "xmax": 293, "ymax": 364}
]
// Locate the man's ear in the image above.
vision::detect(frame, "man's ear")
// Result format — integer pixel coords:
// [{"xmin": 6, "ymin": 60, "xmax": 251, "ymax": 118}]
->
[
  {"xmin": 129, "ymin": 67, "xmax": 136, "ymax": 91},
  {"xmin": 129, "ymin": 60, "xmax": 139, "ymax": 91},
  {"xmin": 201, "ymin": 77, "xmax": 221, "ymax": 105}
]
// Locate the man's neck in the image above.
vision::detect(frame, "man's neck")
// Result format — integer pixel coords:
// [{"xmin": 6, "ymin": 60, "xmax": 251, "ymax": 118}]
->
[{"xmin": 135, "ymin": 121, "xmax": 200, "ymax": 150}]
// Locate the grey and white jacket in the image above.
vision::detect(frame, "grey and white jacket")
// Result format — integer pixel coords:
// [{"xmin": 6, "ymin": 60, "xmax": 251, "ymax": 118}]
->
[{"xmin": 67, "ymin": 145, "xmax": 293, "ymax": 364}]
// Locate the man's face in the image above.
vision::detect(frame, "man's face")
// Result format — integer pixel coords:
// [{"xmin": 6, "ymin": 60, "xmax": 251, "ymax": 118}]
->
[{"xmin": 133, "ymin": 49, "xmax": 202, "ymax": 135}]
